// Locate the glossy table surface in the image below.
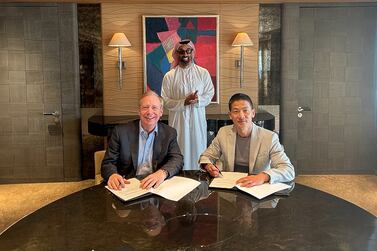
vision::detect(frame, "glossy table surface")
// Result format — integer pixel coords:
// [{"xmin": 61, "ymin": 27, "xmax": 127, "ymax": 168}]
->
[{"xmin": 1, "ymin": 172, "xmax": 376, "ymax": 251}]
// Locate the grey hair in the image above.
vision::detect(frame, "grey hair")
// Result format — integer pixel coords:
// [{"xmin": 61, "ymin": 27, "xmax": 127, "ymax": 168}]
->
[{"xmin": 139, "ymin": 90, "xmax": 164, "ymax": 108}]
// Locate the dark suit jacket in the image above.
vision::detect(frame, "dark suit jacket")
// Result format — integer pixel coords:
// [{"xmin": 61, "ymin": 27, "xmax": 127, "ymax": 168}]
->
[{"xmin": 101, "ymin": 120, "xmax": 183, "ymax": 181}]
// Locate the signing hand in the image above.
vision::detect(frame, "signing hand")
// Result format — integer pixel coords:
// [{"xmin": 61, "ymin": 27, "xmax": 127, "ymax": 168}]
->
[
  {"xmin": 204, "ymin": 163, "xmax": 221, "ymax": 177},
  {"xmin": 140, "ymin": 169, "xmax": 168, "ymax": 189},
  {"xmin": 184, "ymin": 91, "xmax": 198, "ymax": 106},
  {"xmin": 236, "ymin": 173, "xmax": 270, "ymax": 188},
  {"xmin": 108, "ymin": 173, "xmax": 130, "ymax": 190}
]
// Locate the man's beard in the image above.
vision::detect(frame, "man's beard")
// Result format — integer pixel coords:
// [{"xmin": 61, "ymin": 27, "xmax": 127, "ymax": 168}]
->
[{"xmin": 179, "ymin": 56, "xmax": 191, "ymax": 66}]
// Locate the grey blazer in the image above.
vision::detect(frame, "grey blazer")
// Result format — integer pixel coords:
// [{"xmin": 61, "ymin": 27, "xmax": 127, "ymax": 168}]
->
[
  {"xmin": 199, "ymin": 123, "xmax": 295, "ymax": 183},
  {"xmin": 101, "ymin": 120, "xmax": 183, "ymax": 181}
]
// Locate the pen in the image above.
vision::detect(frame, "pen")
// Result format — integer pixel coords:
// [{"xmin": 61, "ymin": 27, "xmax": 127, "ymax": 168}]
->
[
  {"xmin": 206, "ymin": 163, "xmax": 223, "ymax": 177},
  {"xmin": 216, "ymin": 167, "xmax": 223, "ymax": 178}
]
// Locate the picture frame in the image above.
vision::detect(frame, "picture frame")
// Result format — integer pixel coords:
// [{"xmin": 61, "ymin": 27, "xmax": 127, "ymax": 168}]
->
[{"xmin": 142, "ymin": 15, "xmax": 219, "ymax": 103}]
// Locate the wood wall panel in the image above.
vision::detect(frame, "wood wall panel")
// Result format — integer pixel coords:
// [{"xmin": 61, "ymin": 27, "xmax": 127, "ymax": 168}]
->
[{"xmin": 102, "ymin": 4, "xmax": 259, "ymax": 116}]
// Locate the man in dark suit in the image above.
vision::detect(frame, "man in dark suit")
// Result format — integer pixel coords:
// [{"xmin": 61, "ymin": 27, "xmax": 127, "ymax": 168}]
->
[{"xmin": 101, "ymin": 91, "xmax": 183, "ymax": 190}]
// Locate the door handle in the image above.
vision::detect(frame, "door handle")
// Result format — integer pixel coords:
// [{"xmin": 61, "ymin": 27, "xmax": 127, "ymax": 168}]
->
[
  {"xmin": 297, "ymin": 106, "xmax": 311, "ymax": 112},
  {"xmin": 297, "ymin": 106, "xmax": 311, "ymax": 118},
  {"xmin": 43, "ymin": 111, "xmax": 60, "ymax": 117},
  {"xmin": 43, "ymin": 111, "xmax": 60, "ymax": 123}
]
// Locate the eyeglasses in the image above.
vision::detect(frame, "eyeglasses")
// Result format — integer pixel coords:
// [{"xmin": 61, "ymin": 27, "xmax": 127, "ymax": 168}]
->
[{"xmin": 177, "ymin": 48, "xmax": 193, "ymax": 54}]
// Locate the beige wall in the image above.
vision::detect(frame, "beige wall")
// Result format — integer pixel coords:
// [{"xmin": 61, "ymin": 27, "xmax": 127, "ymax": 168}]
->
[{"xmin": 102, "ymin": 4, "xmax": 259, "ymax": 116}]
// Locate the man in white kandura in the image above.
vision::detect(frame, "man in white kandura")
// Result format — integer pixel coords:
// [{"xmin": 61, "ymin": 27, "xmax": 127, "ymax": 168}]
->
[{"xmin": 161, "ymin": 39, "xmax": 214, "ymax": 170}]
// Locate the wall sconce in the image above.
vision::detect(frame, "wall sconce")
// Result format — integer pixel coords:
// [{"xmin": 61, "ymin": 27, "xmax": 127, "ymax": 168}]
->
[
  {"xmin": 108, "ymin": 32, "xmax": 131, "ymax": 89},
  {"xmin": 232, "ymin": 32, "xmax": 253, "ymax": 88}
]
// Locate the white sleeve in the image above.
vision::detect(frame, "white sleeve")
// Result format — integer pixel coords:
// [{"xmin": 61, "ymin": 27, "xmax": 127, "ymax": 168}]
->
[
  {"xmin": 161, "ymin": 73, "xmax": 185, "ymax": 111},
  {"xmin": 196, "ymin": 69, "xmax": 214, "ymax": 108}
]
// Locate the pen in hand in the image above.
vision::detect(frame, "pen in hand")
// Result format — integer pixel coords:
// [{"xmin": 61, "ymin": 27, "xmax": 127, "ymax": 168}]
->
[
  {"xmin": 217, "ymin": 168, "xmax": 223, "ymax": 178},
  {"xmin": 211, "ymin": 164, "xmax": 223, "ymax": 177},
  {"xmin": 205, "ymin": 163, "xmax": 223, "ymax": 178}
]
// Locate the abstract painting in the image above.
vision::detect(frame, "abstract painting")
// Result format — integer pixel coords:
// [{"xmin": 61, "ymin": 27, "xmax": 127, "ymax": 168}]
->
[{"xmin": 143, "ymin": 15, "xmax": 219, "ymax": 102}]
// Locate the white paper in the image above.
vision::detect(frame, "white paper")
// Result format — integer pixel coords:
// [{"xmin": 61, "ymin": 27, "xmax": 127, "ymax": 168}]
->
[
  {"xmin": 106, "ymin": 176, "xmax": 200, "ymax": 202},
  {"xmin": 236, "ymin": 183, "xmax": 291, "ymax": 200},
  {"xmin": 209, "ymin": 172, "xmax": 248, "ymax": 189},
  {"xmin": 106, "ymin": 178, "xmax": 150, "ymax": 201},
  {"xmin": 209, "ymin": 172, "xmax": 291, "ymax": 200},
  {"xmin": 152, "ymin": 176, "xmax": 201, "ymax": 201}
]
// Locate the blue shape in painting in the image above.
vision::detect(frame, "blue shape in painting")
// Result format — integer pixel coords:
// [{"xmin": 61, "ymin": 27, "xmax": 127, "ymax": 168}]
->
[
  {"xmin": 198, "ymin": 30, "xmax": 216, "ymax": 36},
  {"xmin": 147, "ymin": 45, "xmax": 166, "ymax": 69},
  {"xmin": 177, "ymin": 28, "xmax": 197, "ymax": 44},
  {"xmin": 160, "ymin": 56, "xmax": 170, "ymax": 74},
  {"xmin": 146, "ymin": 18, "xmax": 168, "ymax": 42},
  {"xmin": 146, "ymin": 44, "xmax": 172, "ymax": 94},
  {"xmin": 147, "ymin": 60, "xmax": 164, "ymax": 95}
]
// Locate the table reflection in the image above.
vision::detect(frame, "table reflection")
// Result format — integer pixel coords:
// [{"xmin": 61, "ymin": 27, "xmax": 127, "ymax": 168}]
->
[
  {"xmin": 109, "ymin": 179, "xmax": 281, "ymax": 250},
  {"xmin": 0, "ymin": 171, "xmax": 375, "ymax": 251}
]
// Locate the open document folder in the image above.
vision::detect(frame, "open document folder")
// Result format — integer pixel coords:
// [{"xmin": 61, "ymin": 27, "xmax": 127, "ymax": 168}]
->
[
  {"xmin": 209, "ymin": 172, "xmax": 291, "ymax": 200},
  {"xmin": 106, "ymin": 176, "xmax": 201, "ymax": 202}
]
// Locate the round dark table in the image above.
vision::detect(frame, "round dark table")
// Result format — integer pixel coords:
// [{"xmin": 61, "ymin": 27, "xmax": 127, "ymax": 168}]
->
[{"xmin": 0, "ymin": 172, "xmax": 376, "ymax": 251}]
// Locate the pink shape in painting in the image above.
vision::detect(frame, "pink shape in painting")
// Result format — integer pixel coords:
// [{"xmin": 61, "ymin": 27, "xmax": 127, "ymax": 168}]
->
[
  {"xmin": 146, "ymin": 43, "xmax": 160, "ymax": 54},
  {"xmin": 165, "ymin": 17, "xmax": 180, "ymax": 31}
]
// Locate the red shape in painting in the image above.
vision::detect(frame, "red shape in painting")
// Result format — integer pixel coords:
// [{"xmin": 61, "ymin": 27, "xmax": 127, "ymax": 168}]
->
[
  {"xmin": 146, "ymin": 43, "xmax": 160, "ymax": 53},
  {"xmin": 195, "ymin": 36, "xmax": 216, "ymax": 76},
  {"xmin": 186, "ymin": 20, "xmax": 195, "ymax": 29},
  {"xmin": 197, "ymin": 17, "xmax": 216, "ymax": 30}
]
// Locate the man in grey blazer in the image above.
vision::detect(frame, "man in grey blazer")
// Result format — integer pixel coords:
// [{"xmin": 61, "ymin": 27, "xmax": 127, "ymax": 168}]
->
[
  {"xmin": 199, "ymin": 93, "xmax": 294, "ymax": 187},
  {"xmin": 102, "ymin": 91, "xmax": 183, "ymax": 190}
]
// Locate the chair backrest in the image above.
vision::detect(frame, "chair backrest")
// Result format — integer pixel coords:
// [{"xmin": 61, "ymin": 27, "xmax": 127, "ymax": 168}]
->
[{"xmin": 94, "ymin": 150, "xmax": 106, "ymax": 184}]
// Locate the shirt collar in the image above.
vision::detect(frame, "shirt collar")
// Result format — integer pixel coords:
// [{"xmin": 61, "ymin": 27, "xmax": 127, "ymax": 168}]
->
[
  {"xmin": 139, "ymin": 121, "xmax": 158, "ymax": 137},
  {"xmin": 178, "ymin": 62, "xmax": 195, "ymax": 70}
]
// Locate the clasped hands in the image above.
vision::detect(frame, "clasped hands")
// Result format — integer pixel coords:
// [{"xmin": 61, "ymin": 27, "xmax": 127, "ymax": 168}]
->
[
  {"xmin": 107, "ymin": 169, "xmax": 168, "ymax": 190},
  {"xmin": 184, "ymin": 91, "xmax": 198, "ymax": 106},
  {"xmin": 204, "ymin": 163, "xmax": 270, "ymax": 188}
]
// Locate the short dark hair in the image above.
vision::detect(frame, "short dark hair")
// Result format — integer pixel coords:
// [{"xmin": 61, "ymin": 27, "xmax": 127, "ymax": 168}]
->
[{"xmin": 228, "ymin": 93, "xmax": 254, "ymax": 111}]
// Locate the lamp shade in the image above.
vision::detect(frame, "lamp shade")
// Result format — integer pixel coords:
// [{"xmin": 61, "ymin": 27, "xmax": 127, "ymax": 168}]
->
[
  {"xmin": 232, "ymin": 32, "xmax": 253, "ymax": 47},
  {"xmin": 108, "ymin": 33, "xmax": 131, "ymax": 47}
]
